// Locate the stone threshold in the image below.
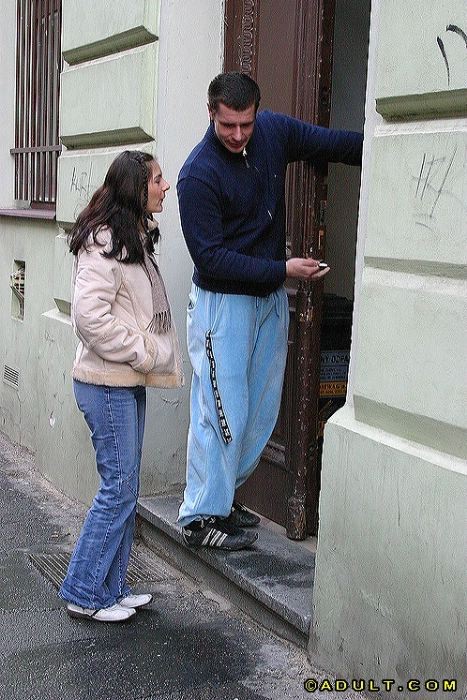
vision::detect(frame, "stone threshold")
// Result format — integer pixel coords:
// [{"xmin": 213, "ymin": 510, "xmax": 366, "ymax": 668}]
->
[{"xmin": 137, "ymin": 494, "xmax": 316, "ymax": 648}]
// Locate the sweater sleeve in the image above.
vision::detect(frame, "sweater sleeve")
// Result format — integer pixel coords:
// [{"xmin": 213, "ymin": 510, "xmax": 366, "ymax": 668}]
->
[
  {"xmin": 177, "ymin": 176, "xmax": 286, "ymax": 286},
  {"xmin": 279, "ymin": 113, "xmax": 363, "ymax": 166},
  {"xmin": 72, "ymin": 247, "xmax": 156, "ymax": 374}
]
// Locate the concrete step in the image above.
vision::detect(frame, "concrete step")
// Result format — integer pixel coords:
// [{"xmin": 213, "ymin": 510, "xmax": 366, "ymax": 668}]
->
[{"xmin": 137, "ymin": 494, "xmax": 316, "ymax": 647}]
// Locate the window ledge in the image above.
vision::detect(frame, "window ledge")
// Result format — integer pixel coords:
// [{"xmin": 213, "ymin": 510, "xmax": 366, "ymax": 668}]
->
[{"xmin": 0, "ymin": 208, "xmax": 56, "ymax": 221}]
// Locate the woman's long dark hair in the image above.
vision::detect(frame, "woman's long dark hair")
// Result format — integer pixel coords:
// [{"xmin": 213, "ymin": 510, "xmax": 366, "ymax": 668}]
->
[{"xmin": 68, "ymin": 150, "xmax": 159, "ymax": 262}]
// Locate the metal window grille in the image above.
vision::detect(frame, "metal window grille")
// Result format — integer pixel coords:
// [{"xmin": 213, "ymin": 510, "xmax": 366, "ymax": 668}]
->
[
  {"xmin": 10, "ymin": 262, "xmax": 25, "ymax": 319},
  {"xmin": 10, "ymin": 267, "xmax": 25, "ymax": 298},
  {"xmin": 11, "ymin": 0, "xmax": 62, "ymax": 207}
]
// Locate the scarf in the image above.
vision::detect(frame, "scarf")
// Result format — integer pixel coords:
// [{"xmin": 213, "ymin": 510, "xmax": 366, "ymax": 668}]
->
[{"xmin": 142, "ymin": 247, "xmax": 171, "ymax": 334}]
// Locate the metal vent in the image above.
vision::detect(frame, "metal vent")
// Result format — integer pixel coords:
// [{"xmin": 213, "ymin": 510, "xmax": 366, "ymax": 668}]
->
[
  {"xmin": 29, "ymin": 550, "xmax": 174, "ymax": 590},
  {"xmin": 3, "ymin": 365, "xmax": 19, "ymax": 389}
]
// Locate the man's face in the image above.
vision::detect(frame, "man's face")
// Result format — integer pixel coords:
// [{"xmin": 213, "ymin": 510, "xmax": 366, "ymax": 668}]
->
[{"xmin": 208, "ymin": 102, "xmax": 256, "ymax": 153}]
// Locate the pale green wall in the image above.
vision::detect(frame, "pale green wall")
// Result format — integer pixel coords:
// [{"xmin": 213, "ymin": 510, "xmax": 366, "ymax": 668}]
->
[
  {"xmin": 376, "ymin": 0, "xmax": 467, "ymax": 118},
  {"xmin": 313, "ymin": 406, "xmax": 466, "ymax": 683},
  {"xmin": 0, "ymin": 219, "xmax": 98, "ymax": 502},
  {"xmin": 312, "ymin": 0, "xmax": 467, "ymax": 692},
  {"xmin": 376, "ymin": 0, "xmax": 466, "ymax": 95},
  {"xmin": 138, "ymin": 0, "xmax": 224, "ymax": 494},
  {"xmin": 0, "ymin": 221, "xmax": 52, "ymax": 446},
  {"xmin": 60, "ymin": 45, "xmax": 157, "ymax": 148},
  {"xmin": 62, "ymin": 0, "xmax": 159, "ymax": 64}
]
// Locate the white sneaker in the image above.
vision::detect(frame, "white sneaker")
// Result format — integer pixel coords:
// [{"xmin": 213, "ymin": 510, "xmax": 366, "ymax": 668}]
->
[
  {"xmin": 119, "ymin": 593, "xmax": 153, "ymax": 609},
  {"xmin": 66, "ymin": 602, "xmax": 136, "ymax": 622}
]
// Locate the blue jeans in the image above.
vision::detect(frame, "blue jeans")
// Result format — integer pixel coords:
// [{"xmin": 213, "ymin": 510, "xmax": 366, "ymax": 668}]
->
[
  {"xmin": 59, "ymin": 381, "xmax": 146, "ymax": 609},
  {"xmin": 178, "ymin": 285, "xmax": 289, "ymax": 527}
]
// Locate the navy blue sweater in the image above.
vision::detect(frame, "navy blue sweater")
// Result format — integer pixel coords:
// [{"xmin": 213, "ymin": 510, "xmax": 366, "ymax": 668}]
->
[{"xmin": 177, "ymin": 111, "xmax": 363, "ymax": 297}]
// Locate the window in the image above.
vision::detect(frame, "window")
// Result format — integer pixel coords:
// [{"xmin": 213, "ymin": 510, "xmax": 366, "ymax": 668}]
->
[
  {"xmin": 10, "ymin": 260, "xmax": 25, "ymax": 320},
  {"xmin": 11, "ymin": 0, "xmax": 62, "ymax": 209}
]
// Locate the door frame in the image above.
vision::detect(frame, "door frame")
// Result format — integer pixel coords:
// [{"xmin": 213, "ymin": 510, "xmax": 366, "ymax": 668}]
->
[{"xmin": 224, "ymin": 0, "xmax": 336, "ymax": 537}]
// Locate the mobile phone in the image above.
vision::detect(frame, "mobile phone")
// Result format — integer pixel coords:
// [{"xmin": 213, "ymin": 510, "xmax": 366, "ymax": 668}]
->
[{"xmin": 318, "ymin": 262, "xmax": 329, "ymax": 269}]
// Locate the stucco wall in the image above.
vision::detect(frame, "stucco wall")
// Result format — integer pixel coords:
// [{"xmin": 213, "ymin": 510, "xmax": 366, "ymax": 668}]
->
[
  {"xmin": 139, "ymin": 0, "xmax": 224, "ymax": 495},
  {"xmin": 311, "ymin": 0, "xmax": 467, "ymax": 692},
  {"xmin": 0, "ymin": 221, "xmax": 59, "ymax": 447}
]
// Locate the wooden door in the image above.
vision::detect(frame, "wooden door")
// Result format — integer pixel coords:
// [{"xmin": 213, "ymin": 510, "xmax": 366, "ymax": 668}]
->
[{"xmin": 225, "ymin": 0, "xmax": 335, "ymax": 537}]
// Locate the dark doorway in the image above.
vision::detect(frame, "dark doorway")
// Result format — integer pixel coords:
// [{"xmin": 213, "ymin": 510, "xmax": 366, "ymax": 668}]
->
[{"xmin": 226, "ymin": 0, "xmax": 371, "ymax": 538}]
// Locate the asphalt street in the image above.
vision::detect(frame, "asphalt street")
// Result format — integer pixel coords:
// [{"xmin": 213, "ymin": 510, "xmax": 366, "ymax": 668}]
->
[{"xmin": 0, "ymin": 432, "xmax": 362, "ymax": 700}]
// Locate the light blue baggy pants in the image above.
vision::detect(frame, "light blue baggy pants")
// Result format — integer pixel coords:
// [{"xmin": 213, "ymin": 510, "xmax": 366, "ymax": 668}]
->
[{"xmin": 178, "ymin": 284, "xmax": 289, "ymax": 527}]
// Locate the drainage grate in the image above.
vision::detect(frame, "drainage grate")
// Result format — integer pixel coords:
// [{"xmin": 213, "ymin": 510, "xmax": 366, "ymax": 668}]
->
[{"xmin": 29, "ymin": 550, "xmax": 173, "ymax": 590}]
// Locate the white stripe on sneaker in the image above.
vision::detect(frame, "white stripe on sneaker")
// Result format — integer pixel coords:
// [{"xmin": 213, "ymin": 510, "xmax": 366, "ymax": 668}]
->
[
  {"xmin": 210, "ymin": 531, "xmax": 224, "ymax": 546},
  {"xmin": 201, "ymin": 529, "xmax": 215, "ymax": 546}
]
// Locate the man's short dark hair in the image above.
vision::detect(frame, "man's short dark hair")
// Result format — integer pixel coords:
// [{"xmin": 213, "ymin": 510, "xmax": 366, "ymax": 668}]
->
[{"xmin": 208, "ymin": 72, "xmax": 261, "ymax": 113}]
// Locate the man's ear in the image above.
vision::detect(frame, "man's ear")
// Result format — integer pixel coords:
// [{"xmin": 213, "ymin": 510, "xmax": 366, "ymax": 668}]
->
[{"xmin": 207, "ymin": 103, "xmax": 215, "ymax": 121}]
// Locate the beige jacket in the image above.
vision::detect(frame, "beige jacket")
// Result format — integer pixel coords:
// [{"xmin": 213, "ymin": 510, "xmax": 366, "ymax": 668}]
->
[{"xmin": 71, "ymin": 228, "xmax": 184, "ymax": 388}]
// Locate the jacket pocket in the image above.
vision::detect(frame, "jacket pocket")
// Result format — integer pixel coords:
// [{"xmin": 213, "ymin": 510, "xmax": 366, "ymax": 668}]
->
[{"xmin": 148, "ymin": 330, "xmax": 177, "ymax": 375}]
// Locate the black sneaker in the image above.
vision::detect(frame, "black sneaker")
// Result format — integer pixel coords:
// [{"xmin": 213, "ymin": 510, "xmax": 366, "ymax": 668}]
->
[
  {"xmin": 182, "ymin": 516, "xmax": 258, "ymax": 550},
  {"xmin": 226, "ymin": 501, "xmax": 261, "ymax": 528}
]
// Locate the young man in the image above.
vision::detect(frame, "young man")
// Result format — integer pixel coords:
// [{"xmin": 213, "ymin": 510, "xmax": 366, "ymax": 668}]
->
[{"xmin": 177, "ymin": 72, "xmax": 363, "ymax": 550}]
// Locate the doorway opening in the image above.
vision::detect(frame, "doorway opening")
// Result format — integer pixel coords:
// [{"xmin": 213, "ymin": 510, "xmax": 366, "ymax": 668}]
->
[{"xmin": 226, "ymin": 0, "xmax": 372, "ymax": 538}]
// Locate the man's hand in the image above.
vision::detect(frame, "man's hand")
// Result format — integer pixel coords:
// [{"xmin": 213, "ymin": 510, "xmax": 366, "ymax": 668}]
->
[{"xmin": 286, "ymin": 257, "xmax": 329, "ymax": 281}]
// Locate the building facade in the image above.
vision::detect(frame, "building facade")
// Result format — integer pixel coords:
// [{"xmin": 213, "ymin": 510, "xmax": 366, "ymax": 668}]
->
[
  {"xmin": 311, "ymin": 0, "xmax": 466, "ymax": 689},
  {"xmin": 0, "ymin": 0, "xmax": 465, "ymax": 691}
]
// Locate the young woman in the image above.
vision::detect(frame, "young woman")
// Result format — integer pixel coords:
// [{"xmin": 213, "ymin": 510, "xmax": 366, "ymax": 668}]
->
[{"xmin": 59, "ymin": 151, "xmax": 183, "ymax": 623}]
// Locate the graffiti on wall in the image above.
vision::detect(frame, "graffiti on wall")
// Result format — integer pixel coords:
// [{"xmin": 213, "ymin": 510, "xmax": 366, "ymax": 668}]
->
[
  {"xmin": 69, "ymin": 162, "xmax": 95, "ymax": 219},
  {"xmin": 436, "ymin": 24, "xmax": 467, "ymax": 86},
  {"xmin": 415, "ymin": 146, "xmax": 457, "ymax": 230}
]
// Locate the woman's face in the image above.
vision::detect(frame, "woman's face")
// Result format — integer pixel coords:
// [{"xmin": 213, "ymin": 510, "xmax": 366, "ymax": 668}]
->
[{"xmin": 146, "ymin": 162, "xmax": 170, "ymax": 213}]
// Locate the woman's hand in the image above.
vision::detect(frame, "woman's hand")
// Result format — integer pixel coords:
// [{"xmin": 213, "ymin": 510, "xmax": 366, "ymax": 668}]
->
[{"xmin": 285, "ymin": 257, "xmax": 329, "ymax": 281}]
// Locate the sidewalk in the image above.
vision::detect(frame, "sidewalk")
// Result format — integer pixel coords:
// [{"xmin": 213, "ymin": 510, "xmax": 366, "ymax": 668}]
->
[{"xmin": 0, "ymin": 432, "xmax": 362, "ymax": 700}]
